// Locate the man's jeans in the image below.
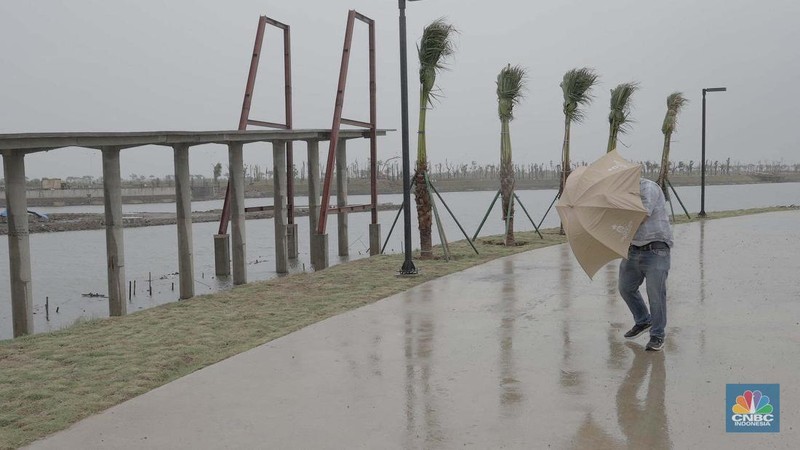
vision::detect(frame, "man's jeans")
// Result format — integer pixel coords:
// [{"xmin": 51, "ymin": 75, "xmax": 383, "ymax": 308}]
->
[{"xmin": 618, "ymin": 245, "xmax": 671, "ymax": 338}]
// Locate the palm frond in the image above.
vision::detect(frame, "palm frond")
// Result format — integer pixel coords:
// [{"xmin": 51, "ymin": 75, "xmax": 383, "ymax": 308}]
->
[
  {"xmin": 418, "ymin": 18, "xmax": 457, "ymax": 106},
  {"xmin": 496, "ymin": 64, "xmax": 527, "ymax": 121},
  {"xmin": 561, "ymin": 67, "xmax": 599, "ymax": 123},
  {"xmin": 608, "ymin": 82, "xmax": 639, "ymax": 134},
  {"xmin": 662, "ymin": 92, "xmax": 689, "ymax": 135}
]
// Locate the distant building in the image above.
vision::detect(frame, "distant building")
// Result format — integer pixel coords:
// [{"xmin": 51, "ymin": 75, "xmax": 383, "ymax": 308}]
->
[{"xmin": 41, "ymin": 178, "xmax": 62, "ymax": 190}]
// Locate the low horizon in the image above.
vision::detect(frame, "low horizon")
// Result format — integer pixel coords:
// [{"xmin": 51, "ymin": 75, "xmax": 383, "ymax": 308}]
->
[{"xmin": 2, "ymin": 155, "xmax": 796, "ymax": 183}]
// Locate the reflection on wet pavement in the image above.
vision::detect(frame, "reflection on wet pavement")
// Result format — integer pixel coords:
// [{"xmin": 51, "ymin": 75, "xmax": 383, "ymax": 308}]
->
[
  {"xmin": 499, "ymin": 258, "xmax": 522, "ymax": 412},
  {"xmin": 699, "ymin": 219, "xmax": 706, "ymax": 304},
  {"xmin": 616, "ymin": 343, "xmax": 671, "ymax": 449},
  {"xmin": 27, "ymin": 211, "xmax": 800, "ymax": 449},
  {"xmin": 403, "ymin": 283, "xmax": 442, "ymax": 447}
]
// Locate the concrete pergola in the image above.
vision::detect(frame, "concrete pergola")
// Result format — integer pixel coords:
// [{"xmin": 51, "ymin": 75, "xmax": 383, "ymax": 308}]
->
[{"xmin": 0, "ymin": 129, "xmax": 388, "ymax": 338}]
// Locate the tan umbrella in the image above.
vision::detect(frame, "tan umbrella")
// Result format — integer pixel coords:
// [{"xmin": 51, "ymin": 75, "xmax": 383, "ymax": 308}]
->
[{"xmin": 556, "ymin": 150, "xmax": 648, "ymax": 279}]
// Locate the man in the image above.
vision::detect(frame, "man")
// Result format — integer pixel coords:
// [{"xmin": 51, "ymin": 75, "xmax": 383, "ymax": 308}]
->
[{"xmin": 619, "ymin": 178, "xmax": 673, "ymax": 351}]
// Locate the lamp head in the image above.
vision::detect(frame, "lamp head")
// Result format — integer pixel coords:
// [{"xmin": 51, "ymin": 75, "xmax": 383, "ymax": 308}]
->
[
  {"xmin": 704, "ymin": 87, "xmax": 727, "ymax": 93},
  {"xmin": 400, "ymin": 0, "xmax": 422, "ymax": 8}
]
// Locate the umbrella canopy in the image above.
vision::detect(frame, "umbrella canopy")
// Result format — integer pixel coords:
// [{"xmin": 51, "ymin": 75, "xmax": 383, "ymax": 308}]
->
[{"xmin": 556, "ymin": 150, "xmax": 648, "ymax": 278}]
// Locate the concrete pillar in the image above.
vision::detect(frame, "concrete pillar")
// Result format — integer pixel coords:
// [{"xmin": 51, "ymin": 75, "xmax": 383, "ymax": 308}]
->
[
  {"xmin": 306, "ymin": 140, "xmax": 321, "ymax": 235},
  {"xmin": 336, "ymin": 138, "xmax": 349, "ymax": 257},
  {"xmin": 369, "ymin": 223, "xmax": 381, "ymax": 256},
  {"xmin": 229, "ymin": 142, "xmax": 247, "ymax": 285},
  {"xmin": 101, "ymin": 147, "xmax": 127, "ymax": 317},
  {"xmin": 287, "ymin": 141, "xmax": 298, "ymax": 260},
  {"xmin": 173, "ymin": 144, "xmax": 194, "ymax": 299},
  {"xmin": 3, "ymin": 152, "xmax": 34, "ymax": 337},
  {"xmin": 287, "ymin": 224, "xmax": 299, "ymax": 260},
  {"xmin": 307, "ymin": 140, "xmax": 328, "ymax": 270},
  {"xmin": 273, "ymin": 141, "xmax": 289, "ymax": 274},
  {"xmin": 213, "ymin": 234, "xmax": 231, "ymax": 276},
  {"xmin": 311, "ymin": 233, "xmax": 329, "ymax": 271}
]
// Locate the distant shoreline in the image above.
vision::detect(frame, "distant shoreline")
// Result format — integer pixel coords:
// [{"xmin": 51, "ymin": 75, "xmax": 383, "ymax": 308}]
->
[
  {"xmin": 0, "ymin": 204, "xmax": 400, "ymax": 236},
  {"xmin": 2, "ymin": 173, "xmax": 799, "ymax": 235},
  {"xmin": 3, "ymin": 173, "xmax": 798, "ymax": 208}
]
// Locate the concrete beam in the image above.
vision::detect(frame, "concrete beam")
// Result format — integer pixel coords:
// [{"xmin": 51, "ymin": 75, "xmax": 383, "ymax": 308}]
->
[
  {"xmin": 336, "ymin": 138, "xmax": 349, "ymax": 257},
  {"xmin": 101, "ymin": 147, "xmax": 127, "ymax": 316},
  {"xmin": 229, "ymin": 143, "xmax": 247, "ymax": 285},
  {"xmin": 3, "ymin": 153, "xmax": 34, "ymax": 337},
  {"xmin": 273, "ymin": 141, "xmax": 289, "ymax": 274},
  {"xmin": 0, "ymin": 129, "xmax": 391, "ymax": 153},
  {"xmin": 173, "ymin": 144, "xmax": 194, "ymax": 299}
]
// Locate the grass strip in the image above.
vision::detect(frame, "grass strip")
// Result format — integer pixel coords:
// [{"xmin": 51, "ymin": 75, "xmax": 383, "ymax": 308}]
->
[{"xmin": 0, "ymin": 205, "xmax": 796, "ymax": 448}]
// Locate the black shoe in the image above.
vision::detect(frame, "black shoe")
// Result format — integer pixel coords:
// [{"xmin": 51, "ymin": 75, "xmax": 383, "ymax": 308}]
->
[
  {"xmin": 646, "ymin": 336, "xmax": 664, "ymax": 351},
  {"xmin": 624, "ymin": 323, "xmax": 652, "ymax": 339}
]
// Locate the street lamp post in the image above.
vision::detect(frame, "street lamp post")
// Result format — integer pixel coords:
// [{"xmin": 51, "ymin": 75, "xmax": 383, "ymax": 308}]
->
[
  {"xmin": 398, "ymin": 0, "xmax": 421, "ymax": 274},
  {"xmin": 699, "ymin": 86, "xmax": 727, "ymax": 218}
]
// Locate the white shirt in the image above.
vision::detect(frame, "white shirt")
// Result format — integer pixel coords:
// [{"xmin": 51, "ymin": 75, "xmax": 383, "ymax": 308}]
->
[{"xmin": 631, "ymin": 178, "xmax": 673, "ymax": 248}]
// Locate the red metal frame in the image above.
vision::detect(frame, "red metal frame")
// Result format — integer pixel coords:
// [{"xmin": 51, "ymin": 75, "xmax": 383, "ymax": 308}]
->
[
  {"xmin": 218, "ymin": 15, "xmax": 293, "ymax": 235},
  {"xmin": 317, "ymin": 10, "xmax": 378, "ymax": 235}
]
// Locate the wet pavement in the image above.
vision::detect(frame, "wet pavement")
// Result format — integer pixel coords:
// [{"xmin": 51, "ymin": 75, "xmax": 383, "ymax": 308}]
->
[{"xmin": 27, "ymin": 211, "xmax": 800, "ymax": 449}]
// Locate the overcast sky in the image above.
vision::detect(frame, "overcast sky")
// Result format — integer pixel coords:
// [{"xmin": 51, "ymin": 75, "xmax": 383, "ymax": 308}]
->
[{"xmin": 1, "ymin": 0, "xmax": 798, "ymax": 180}]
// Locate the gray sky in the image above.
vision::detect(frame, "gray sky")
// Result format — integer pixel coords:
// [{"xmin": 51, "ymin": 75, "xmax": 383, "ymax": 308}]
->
[{"xmin": 1, "ymin": 0, "xmax": 798, "ymax": 180}]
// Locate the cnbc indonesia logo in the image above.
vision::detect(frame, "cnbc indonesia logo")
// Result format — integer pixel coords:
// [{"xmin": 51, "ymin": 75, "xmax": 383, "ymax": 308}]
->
[{"xmin": 727, "ymin": 385, "xmax": 780, "ymax": 432}]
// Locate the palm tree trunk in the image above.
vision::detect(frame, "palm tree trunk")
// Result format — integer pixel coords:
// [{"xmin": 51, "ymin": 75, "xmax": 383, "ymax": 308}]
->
[
  {"xmin": 415, "ymin": 89, "xmax": 433, "ymax": 259},
  {"xmin": 607, "ymin": 122, "xmax": 617, "ymax": 153},
  {"xmin": 559, "ymin": 117, "xmax": 571, "ymax": 235},
  {"xmin": 500, "ymin": 119, "xmax": 515, "ymax": 246},
  {"xmin": 560, "ymin": 117, "xmax": 571, "ymax": 195},
  {"xmin": 657, "ymin": 132, "xmax": 671, "ymax": 196}
]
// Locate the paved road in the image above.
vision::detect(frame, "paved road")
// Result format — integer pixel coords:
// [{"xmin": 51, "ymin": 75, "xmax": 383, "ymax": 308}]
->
[{"xmin": 27, "ymin": 211, "xmax": 800, "ymax": 449}]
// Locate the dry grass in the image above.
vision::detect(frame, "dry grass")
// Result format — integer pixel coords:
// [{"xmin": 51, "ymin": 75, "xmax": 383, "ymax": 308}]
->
[{"xmin": 0, "ymin": 205, "xmax": 796, "ymax": 449}]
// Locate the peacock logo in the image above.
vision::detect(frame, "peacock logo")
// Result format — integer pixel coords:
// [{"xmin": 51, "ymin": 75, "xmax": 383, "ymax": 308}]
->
[{"xmin": 732, "ymin": 390, "xmax": 773, "ymax": 415}]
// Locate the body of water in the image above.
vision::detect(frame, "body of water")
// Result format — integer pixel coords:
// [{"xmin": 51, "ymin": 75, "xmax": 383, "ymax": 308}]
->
[{"xmin": 1, "ymin": 182, "xmax": 797, "ymax": 339}]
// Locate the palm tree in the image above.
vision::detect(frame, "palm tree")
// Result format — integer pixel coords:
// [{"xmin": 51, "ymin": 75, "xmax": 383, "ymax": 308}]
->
[
  {"xmin": 559, "ymin": 68, "xmax": 598, "ymax": 193},
  {"xmin": 213, "ymin": 162, "xmax": 222, "ymax": 187},
  {"xmin": 657, "ymin": 92, "xmax": 689, "ymax": 194},
  {"xmin": 497, "ymin": 64, "xmax": 527, "ymax": 246},
  {"xmin": 414, "ymin": 18, "xmax": 456, "ymax": 259},
  {"xmin": 607, "ymin": 82, "xmax": 639, "ymax": 153}
]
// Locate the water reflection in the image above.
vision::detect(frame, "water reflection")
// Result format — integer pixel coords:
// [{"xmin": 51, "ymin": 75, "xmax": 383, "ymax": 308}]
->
[
  {"xmin": 365, "ymin": 317, "xmax": 383, "ymax": 378},
  {"xmin": 616, "ymin": 343, "xmax": 672, "ymax": 449},
  {"xmin": 559, "ymin": 244, "xmax": 584, "ymax": 391},
  {"xmin": 498, "ymin": 258, "xmax": 522, "ymax": 412},
  {"xmin": 605, "ymin": 263, "xmax": 617, "ymax": 305},
  {"xmin": 698, "ymin": 220, "xmax": 707, "ymax": 354},
  {"xmin": 605, "ymin": 262, "xmax": 627, "ymax": 371},
  {"xmin": 699, "ymin": 220, "xmax": 706, "ymax": 304},
  {"xmin": 570, "ymin": 412, "xmax": 622, "ymax": 450},
  {"xmin": 403, "ymin": 284, "xmax": 442, "ymax": 447},
  {"xmin": 607, "ymin": 327, "xmax": 627, "ymax": 371},
  {"xmin": 569, "ymin": 342, "xmax": 671, "ymax": 450}
]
